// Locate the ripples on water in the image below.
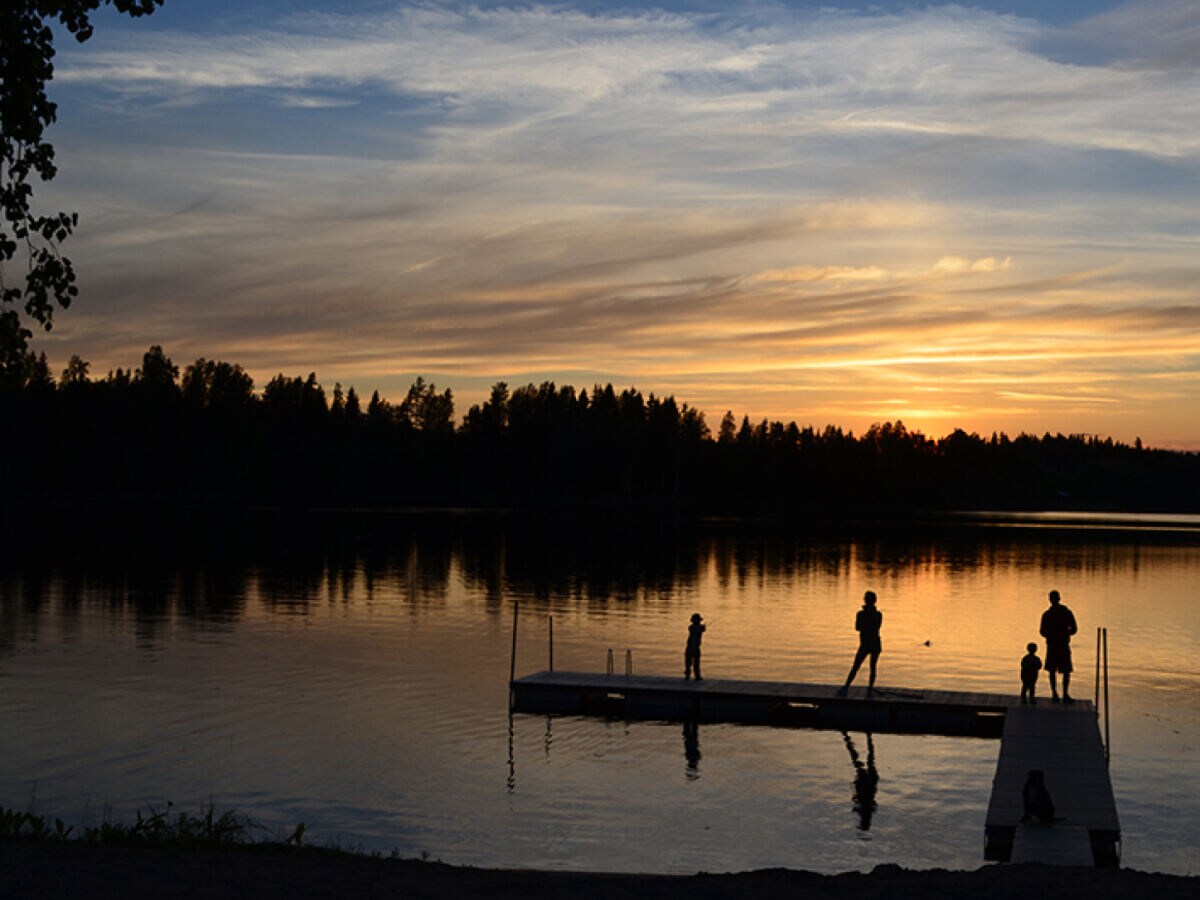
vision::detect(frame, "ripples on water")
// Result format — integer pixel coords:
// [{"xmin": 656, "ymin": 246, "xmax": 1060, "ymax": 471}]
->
[{"xmin": 1, "ymin": 512, "xmax": 1198, "ymax": 875}]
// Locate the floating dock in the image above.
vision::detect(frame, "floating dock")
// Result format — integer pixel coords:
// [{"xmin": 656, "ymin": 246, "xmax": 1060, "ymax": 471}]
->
[
  {"xmin": 509, "ymin": 670, "xmax": 1119, "ymax": 866},
  {"xmin": 984, "ymin": 702, "xmax": 1120, "ymax": 866},
  {"xmin": 511, "ymin": 670, "xmax": 1014, "ymax": 735}
]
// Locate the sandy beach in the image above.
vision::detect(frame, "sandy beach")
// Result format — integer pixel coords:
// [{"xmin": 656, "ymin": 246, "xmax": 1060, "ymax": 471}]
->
[{"xmin": 2, "ymin": 841, "xmax": 1197, "ymax": 900}]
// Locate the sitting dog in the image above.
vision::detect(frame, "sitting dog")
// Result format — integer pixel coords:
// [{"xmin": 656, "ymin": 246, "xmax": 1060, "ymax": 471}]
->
[{"xmin": 1021, "ymin": 769, "xmax": 1057, "ymax": 823}]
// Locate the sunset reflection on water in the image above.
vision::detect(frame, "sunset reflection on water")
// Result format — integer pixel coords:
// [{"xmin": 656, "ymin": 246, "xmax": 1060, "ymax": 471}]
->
[{"xmin": 1, "ymin": 513, "xmax": 1197, "ymax": 875}]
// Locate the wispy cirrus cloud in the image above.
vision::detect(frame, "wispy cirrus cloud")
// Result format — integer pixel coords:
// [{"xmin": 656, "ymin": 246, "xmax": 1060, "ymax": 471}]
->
[{"xmin": 62, "ymin": 4, "xmax": 1200, "ymax": 158}]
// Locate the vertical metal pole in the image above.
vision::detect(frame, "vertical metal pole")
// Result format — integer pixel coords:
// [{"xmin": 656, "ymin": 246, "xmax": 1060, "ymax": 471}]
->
[
  {"xmin": 548, "ymin": 616, "xmax": 554, "ymax": 672},
  {"xmin": 1095, "ymin": 626, "xmax": 1102, "ymax": 709},
  {"xmin": 606, "ymin": 648, "xmax": 614, "ymax": 675},
  {"xmin": 1103, "ymin": 627, "xmax": 1111, "ymax": 764},
  {"xmin": 508, "ymin": 601, "xmax": 519, "ymax": 711},
  {"xmin": 625, "ymin": 649, "xmax": 632, "ymax": 675}
]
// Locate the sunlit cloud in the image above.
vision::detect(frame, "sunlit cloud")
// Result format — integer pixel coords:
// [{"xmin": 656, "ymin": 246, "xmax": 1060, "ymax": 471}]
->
[
  {"xmin": 933, "ymin": 256, "xmax": 1013, "ymax": 274},
  {"xmin": 999, "ymin": 392, "xmax": 1120, "ymax": 404}
]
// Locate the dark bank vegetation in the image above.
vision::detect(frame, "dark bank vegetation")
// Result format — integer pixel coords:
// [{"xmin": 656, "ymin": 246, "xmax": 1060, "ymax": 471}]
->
[
  {"xmin": 0, "ymin": 801, "xmax": 301, "ymax": 851},
  {"xmin": 3, "ymin": 345, "xmax": 1199, "ymax": 515},
  {"xmin": 7, "ymin": 806, "xmax": 1198, "ymax": 900}
]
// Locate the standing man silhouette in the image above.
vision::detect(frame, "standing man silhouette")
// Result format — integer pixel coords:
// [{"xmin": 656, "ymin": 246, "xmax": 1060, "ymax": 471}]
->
[
  {"xmin": 837, "ymin": 591, "xmax": 882, "ymax": 696},
  {"xmin": 1039, "ymin": 590, "xmax": 1078, "ymax": 703}
]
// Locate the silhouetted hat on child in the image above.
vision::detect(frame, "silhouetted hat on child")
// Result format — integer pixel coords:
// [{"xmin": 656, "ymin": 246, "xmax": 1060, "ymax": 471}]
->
[{"xmin": 690, "ymin": 613, "xmax": 703, "ymax": 623}]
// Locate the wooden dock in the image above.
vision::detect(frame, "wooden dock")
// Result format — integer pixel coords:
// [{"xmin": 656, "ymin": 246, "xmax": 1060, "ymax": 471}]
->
[
  {"xmin": 984, "ymin": 703, "xmax": 1120, "ymax": 866},
  {"xmin": 511, "ymin": 670, "xmax": 1015, "ymax": 736},
  {"xmin": 510, "ymin": 671, "xmax": 1119, "ymax": 866}
]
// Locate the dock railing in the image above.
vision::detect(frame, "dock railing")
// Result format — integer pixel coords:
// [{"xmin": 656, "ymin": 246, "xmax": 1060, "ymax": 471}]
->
[{"xmin": 1094, "ymin": 626, "xmax": 1111, "ymax": 764}]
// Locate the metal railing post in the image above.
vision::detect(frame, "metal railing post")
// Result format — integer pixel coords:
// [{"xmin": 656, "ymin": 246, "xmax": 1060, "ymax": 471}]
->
[
  {"xmin": 1103, "ymin": 627, "xmax": 1111, "ymax": 765},
  {"xmin": 625, "ymin": 649, "xmax": 633, "ymax": 675},
  {"xmin": 548, "ymin": 616, "xmax": 554, "ymax": 672},
  {"xmin": 606, "ymin": 648, "xmax": 614, "ymax": 675}
]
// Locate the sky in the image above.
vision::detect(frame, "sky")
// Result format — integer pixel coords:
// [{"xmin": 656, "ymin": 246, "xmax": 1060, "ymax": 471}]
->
[{"xmin": 30, "ymin": 0, "xmax": 1200, "ymax": 447}]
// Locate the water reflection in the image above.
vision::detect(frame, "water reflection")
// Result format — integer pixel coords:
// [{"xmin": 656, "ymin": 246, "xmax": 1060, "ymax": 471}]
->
[
  {"xmin": 6, "ymin": 511, "xmax": 1198, "ymax": 634},
  {"xmin": 843, "ymin": 732, "xmax": 879, "ymax": 831},
  {"xmin": 2, "ymin": 510, "xmax": 1198, "ymax": 876},
  {"xmin": 507, "ymin": 713, "xmax": 516, "ymax": 794},
  {"xmin": 683, "ymin": 720, "xmax": 701, "ymax": 778}
]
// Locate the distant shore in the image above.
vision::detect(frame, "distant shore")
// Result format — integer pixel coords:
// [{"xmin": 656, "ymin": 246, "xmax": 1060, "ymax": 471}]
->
[{"xmin": 3, "ymin": 841, "xmax": 1198, "ymax": 900}]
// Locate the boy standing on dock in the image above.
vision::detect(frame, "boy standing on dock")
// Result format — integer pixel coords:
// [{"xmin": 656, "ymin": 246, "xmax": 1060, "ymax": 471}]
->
[
  {"xmin": 1040, "ymin": 590, "xmax": 1078, "ymax": 703},
  {"xmin": 685, "ymin": 613, "xmax": 705, "ymax": 680},
  {"xmin": 1020, "ymin": 642, "xmax": 1042, "ymax": 704}
]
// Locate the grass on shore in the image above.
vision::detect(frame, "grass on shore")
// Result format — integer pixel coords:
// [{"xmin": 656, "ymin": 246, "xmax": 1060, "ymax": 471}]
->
[{"xmin": 0, "ymin": 802, "xmax": 306, "ymax": 852}]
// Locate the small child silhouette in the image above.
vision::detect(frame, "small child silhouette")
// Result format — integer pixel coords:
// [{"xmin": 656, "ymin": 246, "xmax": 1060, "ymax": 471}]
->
[{"xmin": 1020, "ymin": 642, "xmax": 1042, "ymax": 705}]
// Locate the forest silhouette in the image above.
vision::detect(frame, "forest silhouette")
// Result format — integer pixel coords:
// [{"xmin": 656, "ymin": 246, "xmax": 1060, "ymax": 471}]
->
[{"xmin": 3, "ymin": 345, "xmax": 1199, "ymax": 514}]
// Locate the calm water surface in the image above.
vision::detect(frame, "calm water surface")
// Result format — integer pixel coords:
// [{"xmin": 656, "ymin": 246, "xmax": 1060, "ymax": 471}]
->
[{"xmin": 1, "ymin": 513, "xmax": 1197, "ymax": 875}]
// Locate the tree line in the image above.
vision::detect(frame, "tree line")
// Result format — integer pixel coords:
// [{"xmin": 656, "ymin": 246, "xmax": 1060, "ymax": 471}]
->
[{"xmin": 3, "ymin": 345, "xmax": 1199, "ymax": 514}]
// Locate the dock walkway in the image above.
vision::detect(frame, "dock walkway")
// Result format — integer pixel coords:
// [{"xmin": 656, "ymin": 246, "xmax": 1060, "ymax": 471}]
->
[
  {"xmin": 985, "ymin": 703, "xmax": 1119, "ymax": 866},
  {"xmin": 511, "ymin": 670, "xmax": 1016, "ymax": 735},
  {"xmin": 510, "ymin": 670, "xmax": 1119, "ymax": 866}
]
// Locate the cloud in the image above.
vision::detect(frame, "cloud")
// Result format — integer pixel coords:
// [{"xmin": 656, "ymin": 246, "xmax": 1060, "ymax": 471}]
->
[
  {"xmin": 998, "ymin": 391, "xmax": 1120, "ymax": 404},
  {"xmin": 751, "ymin": 265, "xmax": 889, "ymax": 284},
  {"xmin": 60, "ymin": 4, "xmax": 1200, "ymax": 159},
  {"xmin": 1071, "ymin": 0, "xmax": 1200, "ymax": 70},
  {"xmin": 933, "ymin": 256, "xmax": 1012, "ymax": 274},
  {"xmin": 279, "ymin": 94, "xmax": 360, "ymax": 109},
  {"xmin": 752, "ymin": 256, "xmax": 1012, "ymax": 285}
]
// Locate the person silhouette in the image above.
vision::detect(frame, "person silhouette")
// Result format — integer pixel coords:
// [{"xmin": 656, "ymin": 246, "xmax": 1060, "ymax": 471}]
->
[
  {"xmin": 1020, "ymin": 642, "xmax": 1042, "ymax": 705},
  {"xmin": 1039, "ymin": 590, "xmax": 1078, "ymax": 703},
  {"xmin": 843, "ymin": 731, "xmax": 879, "ymax": 830},
  {"xmin": 837, "ymin": 591, "xmax": 882, "ymax": 696},
  {"xmin": 684, "ymin": 613, "xmax": 705, "ymax": 680}
]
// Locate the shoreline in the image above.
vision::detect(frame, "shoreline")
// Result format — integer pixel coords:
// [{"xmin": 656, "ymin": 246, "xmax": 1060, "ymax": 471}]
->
[{"xmin": 2, "ymin": 841, "xmax": 1198, "ymax": 899}]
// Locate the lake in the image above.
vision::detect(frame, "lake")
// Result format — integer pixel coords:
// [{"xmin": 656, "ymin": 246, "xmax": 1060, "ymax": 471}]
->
[{"xmin": 1, "ymin": 511, "xmax": 1197, "ymax": 875}]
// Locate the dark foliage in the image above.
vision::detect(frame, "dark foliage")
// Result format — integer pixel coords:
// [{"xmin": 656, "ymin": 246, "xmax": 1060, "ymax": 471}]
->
[
  {"xmin": 1, "ymin": 2, "xmax": 163, "ymax": 369},
  {"xmin": 2, "ymin": 346, "xmax": 1199, "ymax": 515}
]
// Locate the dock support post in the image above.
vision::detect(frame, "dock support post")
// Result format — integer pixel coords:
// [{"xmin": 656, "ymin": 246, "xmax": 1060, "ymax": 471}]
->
[
  {"xmin": 509, "ymin": 602, "xmax": 519, "ymax": 711},
  {"xmin": 1103, "ymin": 627, "xmax": 1110, "ymax": 764}
]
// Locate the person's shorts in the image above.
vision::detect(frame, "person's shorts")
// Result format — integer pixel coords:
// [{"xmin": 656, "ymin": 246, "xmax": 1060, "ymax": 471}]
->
[
  {"xmin": 1044, "ymin": 641, "xmax": 1073, "ymax": 673},
  {"xmin": 856, "ymin": 638, "xmax": 882, "ymax": 657}
]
